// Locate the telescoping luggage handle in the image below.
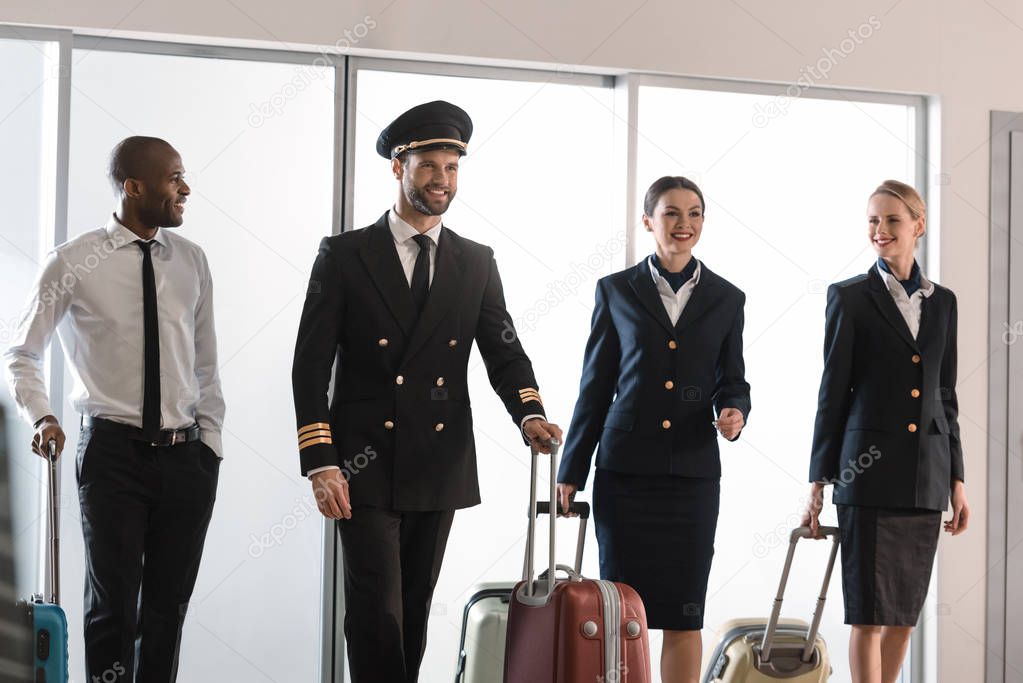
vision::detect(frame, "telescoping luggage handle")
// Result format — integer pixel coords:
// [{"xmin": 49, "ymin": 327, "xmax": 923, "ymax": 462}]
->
[
  {"xmin": 44, "ymin": 439, "xmax": 60, "ymax": 606},
  {"xmin": 519, "ymin": 439, "xmax": 591, "ymax": 606},
  {"xmin": 760, "ymin": 525, "xmax": 840, "ymax": 664},
  {"xmin": 533, "ymin": 501, "xmax": 589, "ymax": 579}
]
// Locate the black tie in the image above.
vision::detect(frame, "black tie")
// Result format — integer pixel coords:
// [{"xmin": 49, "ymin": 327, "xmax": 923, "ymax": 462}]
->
[
  {"xmin": 410, "ymin": 234, "xmax": 431, "ymax": 315},
  {"xmin": 137, "ymin": 240, "xmax": 161, "ymax": 440}
]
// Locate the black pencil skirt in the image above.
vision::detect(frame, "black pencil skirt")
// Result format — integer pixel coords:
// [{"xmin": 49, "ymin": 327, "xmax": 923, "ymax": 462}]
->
[
  {"xmin": 593, "ymin": 467, "xmax": 720, "ymax": 631},
  {"xmin": 836, "ymin": 505, "xmax": 942, "ymax": 626}
]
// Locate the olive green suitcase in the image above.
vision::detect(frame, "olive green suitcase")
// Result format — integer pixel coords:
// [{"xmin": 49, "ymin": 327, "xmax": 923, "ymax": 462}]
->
[{"xmin": 703, "ymin": 526, "xmax": 839, "ymax": 682}]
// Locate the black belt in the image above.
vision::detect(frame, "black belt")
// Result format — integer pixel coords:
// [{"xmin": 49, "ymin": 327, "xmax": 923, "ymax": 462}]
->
[{"xmin": 81, "ymin": 416, "xmax": 201, "ymax": 447}]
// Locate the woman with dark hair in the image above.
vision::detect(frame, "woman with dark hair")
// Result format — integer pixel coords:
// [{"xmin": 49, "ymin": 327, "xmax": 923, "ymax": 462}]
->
[
  {"xmin": 556, "ymin": 176, "xmax": 751, "ymax": 682},
  {"xmin": 802, "ymin": 180, "xmax": 969, "ymax": 683}
]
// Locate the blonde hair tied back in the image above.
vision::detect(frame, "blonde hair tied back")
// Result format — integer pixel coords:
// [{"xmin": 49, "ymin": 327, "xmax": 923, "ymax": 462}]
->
[{"xmin": 870, "ymin": 180, "xmax": 926, "ymax": 221}]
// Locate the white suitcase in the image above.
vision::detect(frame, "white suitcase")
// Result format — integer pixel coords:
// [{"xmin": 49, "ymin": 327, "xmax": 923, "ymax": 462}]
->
[
  {"xmin": 703, "ymin": 526, "xmax": 840, "ymax": 682},
  {"xmin": 454, "ymin": 583, "xmax": 514, "ymax": 683}
]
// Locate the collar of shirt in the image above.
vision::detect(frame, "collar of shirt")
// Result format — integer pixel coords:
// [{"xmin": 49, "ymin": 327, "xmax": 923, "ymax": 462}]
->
[
  {"xmin": 875, "ymin": 259, "xmax": 934, "ymax": 300},
  {"xmin": 387, "ymin": 208, "xmax": 442, "ymax": 247},
  {"xmin": 648, "ymin": 254, "xmax": 701, "ymax": 289},
  {"xmin": 876, "ymin": 256, "xmax": 923, "ymax": 294},
  {"xmin": 104, "ymin": 214, "xmax": 169, "ymax": 249}
]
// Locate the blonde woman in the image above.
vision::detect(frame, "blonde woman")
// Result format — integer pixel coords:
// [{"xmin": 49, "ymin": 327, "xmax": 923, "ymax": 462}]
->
[{"xmin": 803, "ymin": 180, "xmax": 969, "ymax": 683}]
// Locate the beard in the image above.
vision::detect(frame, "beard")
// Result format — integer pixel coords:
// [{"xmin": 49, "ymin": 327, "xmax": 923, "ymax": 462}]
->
[
  {"xmin": 404, "ymin": 179, "xmax": 455, "ymax": 216},
  {"xmin": 140, "ymin": 200, "xmax": 183, "ymax": 228}
]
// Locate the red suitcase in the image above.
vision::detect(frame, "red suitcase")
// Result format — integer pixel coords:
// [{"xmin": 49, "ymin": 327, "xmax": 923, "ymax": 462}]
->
[{"xmin": 504, "ymin": 440, "xmax": 651, "ymax": 683}]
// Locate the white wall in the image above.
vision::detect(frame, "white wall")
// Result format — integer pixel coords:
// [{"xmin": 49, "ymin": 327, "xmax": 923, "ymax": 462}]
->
[{"xmin": 0, "ymin": 1, "xmax": 1008, "ymax": 679}]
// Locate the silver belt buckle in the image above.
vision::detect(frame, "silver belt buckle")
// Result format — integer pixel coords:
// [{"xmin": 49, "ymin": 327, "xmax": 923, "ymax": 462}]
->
[{"xmin": 170, "ymin": 430, "xmax": 179, "ymax": 446}]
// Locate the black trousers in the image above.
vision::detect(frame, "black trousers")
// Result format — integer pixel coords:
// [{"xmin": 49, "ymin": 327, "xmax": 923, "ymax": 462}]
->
[
  {"xmin": 338, "ymin": 507, "xmax": 455, "ymax": 683},
  {"xmin": 76, "ymin": 425, "xmax": 219, "ymax": 682}
]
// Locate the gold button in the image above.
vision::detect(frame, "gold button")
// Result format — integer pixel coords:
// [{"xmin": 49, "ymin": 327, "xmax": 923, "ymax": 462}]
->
[
  {"xmin": 396, "ymin": 375, "xmax": 404, "ymax": 385},
  {"xmin": 378, "ymin": 338, "xmax": 389, "ymax": 347},
  {"xmin": 435, "ymin": 423, "xmax": 445, "ymax": 432},
  {"xmin": 911, "ymin": 388, "xmax": 921, "ymax": 398},
  {"xmin": 908, "ymin": 423, "xmax": 917, "ymax": 433},
  {"xmin": 448, "ymin": 339, "xmax": 458, "ymax": 347},
  {"xmin": 668, "ymin": 340, "xmax": 678, "ymax": 350},
  {"xmin": 911, "ymin": 354, "xmax": 921, "ymax": 364},
  {"xmin": 436, "ymin": 377, "xmax": 445, "ymax": 387},
  {"xmin": 384, "ymin": 420, "xmax": 395, "ymax": 430},
  {"xmin": 662, "ymin": 420, "xmax": 672, "ymax": 429},
  {"xmin": 664, "ymin": 381, "xmax": 674, "ymax": 390}
]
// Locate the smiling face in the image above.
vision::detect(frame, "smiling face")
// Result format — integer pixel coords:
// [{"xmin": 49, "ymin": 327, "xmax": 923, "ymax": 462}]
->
[
  {"xmin": 867, "ymin": 192, "xmax": 923, "ymax": 260},
  {"xmin": 394, "ymin": 148, "xmax": 460, "ymax": 217},
  {"xmin": 643, "ymin": 188, "xmax": 704, "ymax": 258},
  {"xmin": 123, "ymin": 143, "xmax": 190, "ymax": 229}
]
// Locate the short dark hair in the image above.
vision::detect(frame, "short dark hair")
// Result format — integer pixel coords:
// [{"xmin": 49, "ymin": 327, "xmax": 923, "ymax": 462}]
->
[
  {"xmin": 107, "ymin": 136, "xmax": 174, "ymax": 195},
  {"xmin": 643, "ymin": 176, "xmax": 706, "ymax": 217}
]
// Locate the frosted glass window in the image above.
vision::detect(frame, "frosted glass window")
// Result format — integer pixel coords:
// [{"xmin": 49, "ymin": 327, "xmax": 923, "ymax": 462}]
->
[
  {"xmin": 65, "ymin": 48, "xmax": 335, "ymax": 682},
  {"xmin": 636, "ymin": 84, "xmax": 919, "ymax": 682},
  {"xmin": 0, "ymin": 36, "xmax": 61, "ymax": 600},
  {"xmin": 351, "ymin": 67, "xmax": 619, "ymax": 681}
]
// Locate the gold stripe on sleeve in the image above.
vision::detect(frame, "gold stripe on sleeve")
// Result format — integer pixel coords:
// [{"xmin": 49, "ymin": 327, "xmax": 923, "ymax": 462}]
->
[
  {"xmin": 298, "ymin": 422, "xmax": 331, "ymax": 438},
  {"xmin": 299, "ymin": 436, "xmax": 333, "ymax": 451},
  {"xmin": 298, "ymin": 429, "xmax": 332, "ymax": 441}
]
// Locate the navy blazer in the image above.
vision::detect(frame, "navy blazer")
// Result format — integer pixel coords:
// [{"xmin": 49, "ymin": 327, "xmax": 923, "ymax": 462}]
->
[
  {"xmin": 808, "ymin": 266, "xmax": 963, "ymax": 511},
  {"xmin": 557, "ymin": 260, "xmax": 751, "ymax": 489}
]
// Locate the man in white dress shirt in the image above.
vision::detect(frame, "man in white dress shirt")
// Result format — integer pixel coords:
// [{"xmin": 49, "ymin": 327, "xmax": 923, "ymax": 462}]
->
[{"xmin": 4, "ymin": 136, "xmax": 224, "ymax": 683}]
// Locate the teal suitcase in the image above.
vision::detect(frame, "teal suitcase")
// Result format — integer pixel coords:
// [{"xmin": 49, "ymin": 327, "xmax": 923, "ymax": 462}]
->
[{"xmin": 25, "ymin": 440, "xmax": 69, "ymax": 682}]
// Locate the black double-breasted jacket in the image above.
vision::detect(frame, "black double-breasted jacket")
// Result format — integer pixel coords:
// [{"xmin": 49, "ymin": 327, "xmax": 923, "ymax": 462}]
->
[
  {"xmin": 557, "ymin": 260, "xmax": 751, "ymax": 488},
  {"xmin": 809, "ymin": 266, "xmax": 963, "ymax": 511},
  {"xmin": 292, "ymin": 213, "xmax": 545, "ymax": 511}
]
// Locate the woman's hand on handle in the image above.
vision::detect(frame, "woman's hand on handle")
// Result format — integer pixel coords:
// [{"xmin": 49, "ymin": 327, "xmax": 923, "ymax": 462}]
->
[
  {"xmin": 557, "ymin": 483, "xmax": 578, "ymax": 518},
  {"xmin": 800, "ymin": 482, "xmax": 826, "ymax": 539}
]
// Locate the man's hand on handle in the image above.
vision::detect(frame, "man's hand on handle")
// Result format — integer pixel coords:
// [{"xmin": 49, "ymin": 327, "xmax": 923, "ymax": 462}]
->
[
  {"xmin": 311, "ymin": 469, "xmax": 352, "ymax": 520},
  {"xmin": 523, "ymin": 417, "xmax": 562, "ymax": 454},
  {"xmin": 32, "ymin": 415, "xmax": 65, "ymax": 459}
]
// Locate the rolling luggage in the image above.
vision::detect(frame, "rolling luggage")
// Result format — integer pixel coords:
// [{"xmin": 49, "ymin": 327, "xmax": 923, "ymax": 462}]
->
[
  {"xmin": 0, "ymin": 406, "xmax": 34, "ymax": 683},
  {"xmin": 703, "ymin": 526, "xmax": 840, "ymax": 683},
  {"xmin": 24, "ymin": 439, "xmax": 69, "ymax": 683},
  {"xmin": 504, "ymin": 440, "xmax": 651, "ymax": 683},
  {"xmin": 454, "ymin": 582, "xmax": 513, "ymax": 683},
  {"xmin": 454, "ymin": 501, "xmax": 591, "ymax": 683}
]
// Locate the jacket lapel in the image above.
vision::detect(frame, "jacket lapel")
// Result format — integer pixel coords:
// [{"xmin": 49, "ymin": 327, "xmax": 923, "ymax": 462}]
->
[
  {"xmin": 403, "ymin": 227, "xmax": 463, "ymax": 363},
  {"xmin": 359, "ymin": 213, "xmax": 417, "ymax": 337},
  {"xmin": 674, "ymin": 265, "xmax": 724, "ymax": 334},
  {"xmin": 866, "ymin": 267, "xmax": 920, "ymax": 351},
  {"xmin": 627, "ymin": 260, "xmax": 675, "ymax": 337}
]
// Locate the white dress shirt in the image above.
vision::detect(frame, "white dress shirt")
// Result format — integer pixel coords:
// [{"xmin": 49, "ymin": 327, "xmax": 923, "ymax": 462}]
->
[
  {"xmin": 648, "ymin": 255, "xmax": 702, "ymax": 325},
  {"xmin": 388, "ymin": 208, "xmax": 441, "ymax": 284},
  {"xmin": 3, "ymin": 215, "xmax": 226, "ymax": 456},
  {"xmin": 875, "ymin": 262, "xmax": 935, "ymax": 339}
]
